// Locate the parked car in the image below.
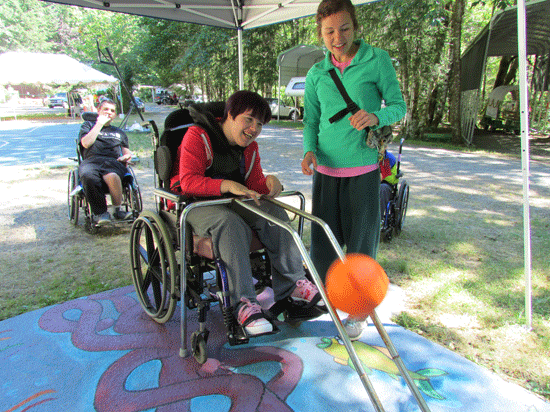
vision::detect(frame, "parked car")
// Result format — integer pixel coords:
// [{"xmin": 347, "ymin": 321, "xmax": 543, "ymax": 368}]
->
[
  {"xmin": 48, "ymin": 92, "xmax": 68, "ymax": 108},
  {"xmin": 266, "ymin": 98, "xmax": 300, "ymax": 121},
  {"xmin": 155, "ymin": 91, "xmax": 178, "ymax": 105}
]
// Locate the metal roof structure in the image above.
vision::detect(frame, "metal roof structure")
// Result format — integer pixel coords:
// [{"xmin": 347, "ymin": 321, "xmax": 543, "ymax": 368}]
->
[
  {"xmin": 461, "ymin": 0, "xmax": 550, "ymax": 92},
  {"xmin": 276, "ymin": 44, "xmax": 325, "ymax": 86}
]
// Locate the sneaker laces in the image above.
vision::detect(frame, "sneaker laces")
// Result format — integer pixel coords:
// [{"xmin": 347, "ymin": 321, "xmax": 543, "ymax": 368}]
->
[
  {"xmin": 291, "ymin": 279, "xmax": 325, "ymax": 306},
  {"xmin": 237, "ymin": 298, "xmax": 263, "ymax": 326}
]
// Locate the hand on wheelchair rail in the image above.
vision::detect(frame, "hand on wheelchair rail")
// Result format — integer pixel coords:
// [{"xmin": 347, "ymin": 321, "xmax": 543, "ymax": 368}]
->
[{"xmin": 221, "ymin": 180, "xmax": 261, "ymax": 205}]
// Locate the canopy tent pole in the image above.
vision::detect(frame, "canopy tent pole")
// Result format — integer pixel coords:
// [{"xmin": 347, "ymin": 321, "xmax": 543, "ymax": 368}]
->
[
  {"xmin": 277, "ymin": 65, "xmax": 282, "ymax": 121},
  {"xmin": 238, "ymin": 27, "xmax": 244, "ymax": 89},
  {"xmin": 517, "ymin": 0, "xmax": 533, "ymax": 330}
]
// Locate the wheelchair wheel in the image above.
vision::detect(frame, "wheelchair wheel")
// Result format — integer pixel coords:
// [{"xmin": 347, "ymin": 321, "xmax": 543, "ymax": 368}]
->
[
  {"xmin": 83, "ymin": 202, "xmax": 98, "ymax": 235},
  {"xmin": 130, "ymin": 210, "xmax": 178, "ymax": 324},
  {"xmin": 124, "ymin": 168, "xmax": 143, "ymax": 217},
  {"xmin": 191, "ymin": 331, "xmax": 208, "ymax": 364},
  {"xmin": 130, "ymin": 184, "xmax": 143, "ymax": 216},
  {"xmin": 67, "ymin": 169, "xmax": 79, "ymax": 225},
  {"xmin": 396, "ymin": 180, "xmax": 409, "ymax": 235}
]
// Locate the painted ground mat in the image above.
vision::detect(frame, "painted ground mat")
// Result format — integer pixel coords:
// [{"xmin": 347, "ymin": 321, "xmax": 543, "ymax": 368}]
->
[{"xmin": 2, "ymin": 285, "xmax": 549, "ymax": 412}]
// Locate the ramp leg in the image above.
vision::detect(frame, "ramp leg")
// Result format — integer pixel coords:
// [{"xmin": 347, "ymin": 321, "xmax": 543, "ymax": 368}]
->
[{"xmin": 370, "ymin": 311, "xmax": 431, "ymax": 412}]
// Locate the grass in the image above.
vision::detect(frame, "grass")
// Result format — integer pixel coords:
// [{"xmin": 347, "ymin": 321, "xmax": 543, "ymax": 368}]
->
[{"xmin": 2, "ymin": 113, "xmax": 549, "ymax": 402}]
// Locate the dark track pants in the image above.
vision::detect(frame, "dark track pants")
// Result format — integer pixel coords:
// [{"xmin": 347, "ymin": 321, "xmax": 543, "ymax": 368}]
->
[
  {"xmin": 310, "ymin": 169, "xmax": 381, "ymax": 282},
  {"xmin": 79, "ymin": 157, "xmax": 127, "ymax": 215}
]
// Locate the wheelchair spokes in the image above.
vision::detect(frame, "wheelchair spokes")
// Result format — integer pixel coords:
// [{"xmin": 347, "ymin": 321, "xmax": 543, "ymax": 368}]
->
[
  {"xmin": 67, "ymin": 169, "xmax": 80, "ymax": 226},
  {"xmin": 396, "ymin": 180, "xmax": 409, "ymax": 235},
  {"xmin": 130, "ymin": 211, "xmax": 178, "ymax": 324}
]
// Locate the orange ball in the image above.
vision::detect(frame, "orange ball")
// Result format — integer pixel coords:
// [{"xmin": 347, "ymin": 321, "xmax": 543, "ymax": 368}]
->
[{"xmin": 325, "ymin": 253, "xmax": 389, "ymax": 318}]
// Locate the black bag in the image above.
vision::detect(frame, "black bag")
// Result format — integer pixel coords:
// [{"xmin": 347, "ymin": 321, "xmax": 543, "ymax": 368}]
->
[{"xmin": 328, "ymin": 68, "xmax": 394, "ymax": 158}]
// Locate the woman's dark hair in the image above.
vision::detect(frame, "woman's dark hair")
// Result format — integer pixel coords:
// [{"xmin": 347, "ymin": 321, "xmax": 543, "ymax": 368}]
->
[
  {"xmin": 222, "ymin": 90, "xmax": 271, "ymax": 125},
  {"xmin": 316, "ymin": 0, "xmax": 359, "ymax": 38}
]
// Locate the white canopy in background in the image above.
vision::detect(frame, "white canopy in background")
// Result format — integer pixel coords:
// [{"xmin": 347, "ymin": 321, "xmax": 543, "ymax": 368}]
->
[{"xmin": 0, "ymin": 52, "xmax": 118, "ymax": 85}]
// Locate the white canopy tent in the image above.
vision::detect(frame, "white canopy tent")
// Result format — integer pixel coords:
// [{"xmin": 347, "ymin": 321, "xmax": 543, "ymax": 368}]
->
[
  {"xmin": 40, "ymin": 0, "xmax": 375, "ymax": 88},
  {"xmin": 0, "ymin": 51, "xmax": 118, "ymax": 85}
]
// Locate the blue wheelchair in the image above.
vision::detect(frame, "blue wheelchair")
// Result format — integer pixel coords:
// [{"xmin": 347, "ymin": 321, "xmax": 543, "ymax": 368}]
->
[{"xmin": 380, "ymin": 138, "xmax": 409, "ymax": 242}]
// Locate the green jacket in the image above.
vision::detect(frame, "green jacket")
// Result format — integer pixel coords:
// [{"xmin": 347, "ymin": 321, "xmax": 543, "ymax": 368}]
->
[{"xmin": 303, "ymin": 39, "xmax": 406, "ymax": 168}]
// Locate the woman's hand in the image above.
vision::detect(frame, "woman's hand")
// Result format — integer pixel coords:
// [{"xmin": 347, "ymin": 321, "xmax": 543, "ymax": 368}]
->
[
  {"xmin": 220, "ymin": 180, "xmax": 261, "ymax": 205},
  {"xmin": 265, "ymin": 175, "xmax": 283, "ymax": 197},
  {"xmin": 349, "ymin": 109, "xmax": 379, "ymax": 131},
  {"xmin": 301, "ymin": 151, "xmax": 317, "ymax": 176}
]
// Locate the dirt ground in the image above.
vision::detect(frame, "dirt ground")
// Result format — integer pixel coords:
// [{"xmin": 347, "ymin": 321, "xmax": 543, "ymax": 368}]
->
[{"xmin": 1, "ymin": 118, "xmax": 549, "ymax": 401}]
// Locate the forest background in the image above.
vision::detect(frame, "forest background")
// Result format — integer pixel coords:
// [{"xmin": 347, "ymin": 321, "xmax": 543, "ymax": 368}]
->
[{"xmin": 3, "ymin": 0, "xmax": 548, "ymax": 141}]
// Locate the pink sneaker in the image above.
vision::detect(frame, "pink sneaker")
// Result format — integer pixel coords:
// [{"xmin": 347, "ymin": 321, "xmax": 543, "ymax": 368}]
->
[
  {"xmin": 237, "ymin": 298, "xmax": 273, "ymax": 336},
  {"xmin": 290, "ymin": 279, "xmax": 325, "ymax": 307}
]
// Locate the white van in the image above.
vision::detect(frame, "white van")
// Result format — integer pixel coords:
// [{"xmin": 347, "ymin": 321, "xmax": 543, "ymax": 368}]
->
[{"xmin": 285, "ymin": 77, "xmax": 306, "ymax": 97}]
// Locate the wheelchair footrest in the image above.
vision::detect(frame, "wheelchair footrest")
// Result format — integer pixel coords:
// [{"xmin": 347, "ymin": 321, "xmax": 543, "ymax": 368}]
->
[
  {"xmin": 268, "ymin": 297, "xmax": 327, "ymax": 325},
  {"xmin": 223, "ymin": 303, "xmax": 280, "ymax": 345}
]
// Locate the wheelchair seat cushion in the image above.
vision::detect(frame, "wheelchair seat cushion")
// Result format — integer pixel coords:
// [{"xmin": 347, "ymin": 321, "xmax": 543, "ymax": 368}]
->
[{"xmin": 193, "ymin": 231, "xmax": 264, "ymax": 260}]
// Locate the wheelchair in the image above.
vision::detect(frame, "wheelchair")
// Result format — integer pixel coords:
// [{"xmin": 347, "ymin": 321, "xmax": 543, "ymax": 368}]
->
[
  {"xmin": 129, "ymin": 103, "xmax": 325, "ymax": 364},
  {"xmin": 380, "ymin": 137, "xmax": 410, "ymax": 243},
  {"xmin": 67, "ymin": 112, "xmax": 143, "ymax": 234}
]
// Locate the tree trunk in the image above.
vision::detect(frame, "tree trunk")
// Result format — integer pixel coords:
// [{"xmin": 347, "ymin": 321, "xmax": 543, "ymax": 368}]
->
[{"xmin": 448, "ymin": 0, "xmax": 465, "ymax": 144}]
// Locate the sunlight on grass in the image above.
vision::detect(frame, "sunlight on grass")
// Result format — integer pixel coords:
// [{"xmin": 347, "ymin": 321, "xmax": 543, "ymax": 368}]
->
[{"xmin": 434, "ymin": 205, "xmax": 458, "ymax": 213}]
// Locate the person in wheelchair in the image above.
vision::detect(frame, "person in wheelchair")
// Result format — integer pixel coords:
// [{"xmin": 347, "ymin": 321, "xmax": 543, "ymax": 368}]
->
[
  {"xmin": 379, "ymin": 149, "xmax": 398, "ymax": 215},
  {"xmin": 79, "ymin": 98, "xmax": 134, "ymax": 225},
  {"xmin": 169, "ymin": 90, "xmax": 325, "ymax": 337}
]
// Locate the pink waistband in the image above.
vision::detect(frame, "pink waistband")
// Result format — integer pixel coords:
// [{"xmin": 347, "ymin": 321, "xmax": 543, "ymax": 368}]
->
[{"xmin": 316, "ymin": 164, "xmax": 379, "ymax": 177}]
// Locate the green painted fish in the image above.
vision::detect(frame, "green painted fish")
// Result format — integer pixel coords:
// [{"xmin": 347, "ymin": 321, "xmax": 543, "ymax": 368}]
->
[{"xmin": 317, "ymin": 337, "xmax": 447, "ymax": 400}]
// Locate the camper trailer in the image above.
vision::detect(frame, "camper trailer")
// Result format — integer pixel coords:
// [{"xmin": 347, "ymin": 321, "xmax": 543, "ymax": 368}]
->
[{"xmin": 285, "ymin": 77, "xmax": 306, "ymax": 97}]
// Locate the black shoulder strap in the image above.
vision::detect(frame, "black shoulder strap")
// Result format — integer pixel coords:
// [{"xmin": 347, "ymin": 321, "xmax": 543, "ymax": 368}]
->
[{"xmin": 328, "ymin": 68, "xmax": 360, "ymax": 123}]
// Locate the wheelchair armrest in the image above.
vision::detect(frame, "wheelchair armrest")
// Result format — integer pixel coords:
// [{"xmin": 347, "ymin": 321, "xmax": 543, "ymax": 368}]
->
[{"xmin": 154, "ymin": 187, "xmax": 187, "ymax": 204}]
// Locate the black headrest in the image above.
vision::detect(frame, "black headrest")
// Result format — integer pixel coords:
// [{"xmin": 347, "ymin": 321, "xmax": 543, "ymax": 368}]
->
[
  {"xmin": 190, "ymin": 101, "xmax": 225, "ymax": 119},
  {"xmin": 82, "ymin": 112, "xmax": 98, "ymax": 122},
  {"xmin": 164, "ymin": 108, "xmax": 193, "ymax": 131}
]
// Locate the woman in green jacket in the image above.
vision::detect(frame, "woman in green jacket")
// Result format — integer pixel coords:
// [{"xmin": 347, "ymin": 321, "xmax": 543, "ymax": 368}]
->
[{"xmin": 301, "ymin": 0, "xmax": 406, "ymax": 340}]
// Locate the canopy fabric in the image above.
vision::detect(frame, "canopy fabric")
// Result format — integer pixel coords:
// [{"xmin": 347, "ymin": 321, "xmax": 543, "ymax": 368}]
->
[
  {"xmin": 277, "ymin": 44, "xmax": 325, "ymax": 86},
  {"xmin": 0, "ymin": 52, "xmax": 118, "ymax": 86},
  {"xmin": 40, "ymin": 0, "xmax": 378, "ymax": 87},
  {"xmin": 461, "ymin": 0, "xmax": 550, "ymax": 93},
  {"xmin": 42, "ymin": 0, "xmax": 378, "ymax": 30}
]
